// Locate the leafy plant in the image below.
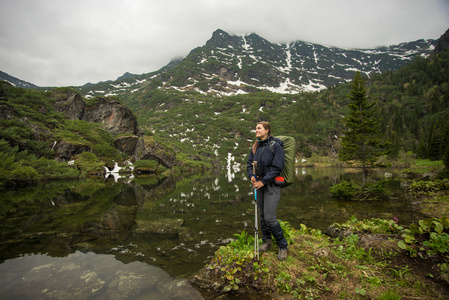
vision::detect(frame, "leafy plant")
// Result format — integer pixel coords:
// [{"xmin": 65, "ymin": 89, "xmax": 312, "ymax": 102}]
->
[
  {"xmin": 206, "ymin": 230, "xmax": 268, "ymax": 292},
  {"xmin": 423, "ymin": 232, "xmax": 449, "ymax": 255},
  {"xmin": 279, "ymin": 220, "xmax": 295, "ymax": 245},
  {"xmin": 388, "ymin": 265, "xmax": 411, "ymax": 279},
  {"xmin": 408, "ymin": 179, "xmax": 449, "ymax": 194},
  {"xmin": 229, "ymin": 230, "xmax": 255, "ymax": 250},
  {"xmin": 398, "ymin": 216, "xmax": 449, "ymax": 279},
  {"xmin": 335, "ymin": 216, "xmax": 403, "ymax": 234}
]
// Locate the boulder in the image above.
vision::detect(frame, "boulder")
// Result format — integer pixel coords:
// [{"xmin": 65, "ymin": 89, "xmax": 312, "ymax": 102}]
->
[
  {"xmin": 82, "ymin": 97, "xmax": 137, "ymax": 135},
  {"xmin": 114, "ymin": 135, "xmax": 139, "ymax": 156},
  {"xmin": 53, "ymin": 90, "xmax": 85, "ymax": 120},
  {"xmin": 52, "ymin": 140, "xmax": 91, "ymax": 161},
  {"xmin": 133, "ymin": 136, "xmax": 176, "ymax": 168}
]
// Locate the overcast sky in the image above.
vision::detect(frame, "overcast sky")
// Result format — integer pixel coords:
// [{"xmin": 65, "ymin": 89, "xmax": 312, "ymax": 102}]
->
[{"xmin": 1, "ymin": 0, "xmax": 448, "ymax": 87}]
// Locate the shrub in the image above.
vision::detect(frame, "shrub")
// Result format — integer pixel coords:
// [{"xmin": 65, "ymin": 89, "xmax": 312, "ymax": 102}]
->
[
  {"xmin": 330, "ymin": 180, "xmax": 356, "ymax": 200},
  {"xmin": 73, "ymin": 152, "xmax": 105, "ymax": 175},
  {"xmin": 10, "ymin": 165, "xmax": 40, "ymax": 182},
  {"xmin": 134, "ymin": 159, "xmax": 158, "ymax": 169}
]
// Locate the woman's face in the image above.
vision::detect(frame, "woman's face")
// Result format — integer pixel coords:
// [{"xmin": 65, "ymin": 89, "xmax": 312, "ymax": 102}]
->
[{"xmin": 255, "ymin": 124, "xmax": 269, "ymax": 140}]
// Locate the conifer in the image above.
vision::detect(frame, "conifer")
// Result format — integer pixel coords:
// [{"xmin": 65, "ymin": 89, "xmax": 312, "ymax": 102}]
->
[{"xmin": 339, "ymin": 72, "xmax": 389, "ymax": 185}]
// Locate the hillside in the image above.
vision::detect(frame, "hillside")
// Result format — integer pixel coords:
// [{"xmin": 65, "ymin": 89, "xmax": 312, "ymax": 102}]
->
[
  {"xmin": 0, "ymin": 28, "xmax": 448, "ymax": 186},
  {"xmin": 0, "ymin": 71, "xmax": 38, "ymax": 89},
  {"xmin": 0, "ymin": 83, "xmax": 208, "ymax": 187},
  {"xmin": 119, "ymin": 36, "xmax": 449, "ymax": 166},
  {"xmin": 66, "ymin": 29, "xmax": 443, "ymax": 166}
]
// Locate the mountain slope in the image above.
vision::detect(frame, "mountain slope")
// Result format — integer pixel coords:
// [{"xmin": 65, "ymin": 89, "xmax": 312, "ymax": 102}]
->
[
  {"xmin": 1, "ymin": 29, "xmax": 447, "ymax": 173},
  {"xmin": 0, "ymin": 71, "xmax": 38, "ymax": 88},
  {"xmin": 76, "ymin": 29, "xmax": 436, "ymax": 99}
]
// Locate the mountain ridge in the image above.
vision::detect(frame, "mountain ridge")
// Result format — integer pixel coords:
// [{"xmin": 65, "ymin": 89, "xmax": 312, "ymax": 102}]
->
[
  {"xmin": 1, "ymin": 29, "xmax": 438, "ymax": 96},
  {"xmin": 72, "ymin": 29, "xmax": 437, "ymax": 99},
  {"xmin": 0, "ymin": 70, "xmax": 38, "ymax": 89}
]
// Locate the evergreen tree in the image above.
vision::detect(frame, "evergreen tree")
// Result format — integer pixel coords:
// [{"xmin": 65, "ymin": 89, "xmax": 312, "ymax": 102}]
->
[{"xmin": 339, "ymin": 72, "xmax": 389, "ymax": 185}]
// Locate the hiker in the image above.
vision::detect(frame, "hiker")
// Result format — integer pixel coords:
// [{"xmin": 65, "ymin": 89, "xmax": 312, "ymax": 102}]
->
[{"xmin": 247, "ymin": 121, "xmax": 288, "ymax": 261}]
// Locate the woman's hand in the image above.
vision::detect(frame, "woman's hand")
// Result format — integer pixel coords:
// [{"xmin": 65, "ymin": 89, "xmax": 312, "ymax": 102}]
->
[
  {"xmin": 251, "ymin": 176, "xmax": 256, "ymax": 184},
  {"xmin": 252, "ymin": 180, "xmax": 264, "ymax": 190}
]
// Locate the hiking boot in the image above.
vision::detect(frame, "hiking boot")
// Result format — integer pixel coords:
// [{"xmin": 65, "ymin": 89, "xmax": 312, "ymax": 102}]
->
[
  {"xmin": 258, "ymin": 239, "xmax": 272, "ymax": 252},
  {"xmin": 278, "ymin": 248, "xmax": 288, "ymax": 261}
]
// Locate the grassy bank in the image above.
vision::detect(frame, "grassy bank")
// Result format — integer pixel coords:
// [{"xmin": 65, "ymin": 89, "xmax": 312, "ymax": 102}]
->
[
  {"xmin": 194, "ymin": 218, "xmax": 448, "ymax": 299},
  {"xmin": 193, "ymin": 166, "xmax": 449, "ymax": 299}
]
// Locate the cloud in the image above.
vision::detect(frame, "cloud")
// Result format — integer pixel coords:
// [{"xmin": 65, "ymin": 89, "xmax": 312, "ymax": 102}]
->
[{"xmin": 1, "ymin": 0, "xmax": 448, "ymax": 86}]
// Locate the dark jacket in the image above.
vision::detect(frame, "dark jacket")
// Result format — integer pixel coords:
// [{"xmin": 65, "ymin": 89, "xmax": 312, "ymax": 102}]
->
[{"xmin": 247, "ymin": 136, "xmax": 284, "ymax": 186}]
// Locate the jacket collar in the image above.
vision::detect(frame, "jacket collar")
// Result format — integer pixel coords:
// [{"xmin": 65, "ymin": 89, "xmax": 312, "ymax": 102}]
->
[{"xmin": 257, "ymin": 136, "xmax": 273, "ymax": 146}]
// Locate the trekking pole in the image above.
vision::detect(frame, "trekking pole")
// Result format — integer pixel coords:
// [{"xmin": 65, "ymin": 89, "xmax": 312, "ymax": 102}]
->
[{"xmin": 252, "ymin": 161, "xmax": 259, "ymax": 261}]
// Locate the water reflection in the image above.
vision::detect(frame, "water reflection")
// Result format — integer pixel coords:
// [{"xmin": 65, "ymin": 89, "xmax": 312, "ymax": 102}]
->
[
  {"xmin": 0, "ymin": 167, "xmax": 426, "ymax": 298},
  {"xmin": 0, "ymin": 251, "xmax": 202, "ymax": 299},
  {"xmin": 281, "ymin": 167, "xmax": 425, "ymax": 230}
]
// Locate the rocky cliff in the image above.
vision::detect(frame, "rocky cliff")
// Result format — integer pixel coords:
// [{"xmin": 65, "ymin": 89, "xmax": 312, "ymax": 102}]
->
[
  {"xmin": 51, "ymin": 89, "xmax": 175, "ymax": 166},
  {"xmin": 53, "ymin": 91, "xmax": 138, "ymax": 135}
]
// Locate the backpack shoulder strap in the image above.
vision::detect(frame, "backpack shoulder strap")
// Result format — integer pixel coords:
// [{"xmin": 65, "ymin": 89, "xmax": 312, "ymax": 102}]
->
[
  {"xmin": 269, "ymin": 137, "xmax": 284, "ymax": 154},
  {"xmin": 268, "ymin": 139, "xmax": 275, "ymax": 154}
]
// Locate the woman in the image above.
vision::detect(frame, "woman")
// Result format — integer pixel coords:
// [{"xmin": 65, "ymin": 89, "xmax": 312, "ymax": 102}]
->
[{"xmin": 247, "ymin": 121, "xmax": 288, "ymax": 260}]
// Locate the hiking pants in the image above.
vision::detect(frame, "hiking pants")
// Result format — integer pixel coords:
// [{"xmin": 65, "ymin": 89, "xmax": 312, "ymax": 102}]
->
[{"xmin": 257, "ymin": 183, "xmax": 288, "ymax": 249}]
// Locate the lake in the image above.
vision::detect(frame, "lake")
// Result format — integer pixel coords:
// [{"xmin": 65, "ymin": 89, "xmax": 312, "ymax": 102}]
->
[{"xmin": 0, "ymin": 167, "xmax": 426, "ymax": 299}]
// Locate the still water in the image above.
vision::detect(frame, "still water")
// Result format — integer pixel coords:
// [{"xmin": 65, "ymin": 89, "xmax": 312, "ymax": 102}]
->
[{"xmin": 0, "ymin": 167, "xmax": 425, "ymax": 299}]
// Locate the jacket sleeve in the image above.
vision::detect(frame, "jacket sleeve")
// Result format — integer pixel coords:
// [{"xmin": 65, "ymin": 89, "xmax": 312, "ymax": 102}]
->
[
  {"xmin": 260, "ymin": 143, "xmax": 284, "ymax": 185},
  {"xmin": 247, "ymin": 150, "xmax": 255, "ymax": 179}
]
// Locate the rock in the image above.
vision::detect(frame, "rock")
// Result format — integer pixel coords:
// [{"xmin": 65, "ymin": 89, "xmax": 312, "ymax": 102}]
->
[
  {"xmin": 53, "ymin": 90, "xmax": 85, "ymax": 120},
  {"xmin": 324, "ymin": 225, "xmax": 400, "ymax": 253},
  {"xmin": 435, "ymin": 28, "xmax": 449, "ymax": 54},
  {"xmin": 314, "ymin": 248, "xmax": 331, "ymax": 257},
  {"xmin": 52, "ymin": 89, "xmax": 138, "ymax": 135},
  {"xmin": 52, "ymin": 140, "xmax": 91, "ymax": 161},
  {"xmin": 81, "ymin": 97, "xmax": 137, "ymax": 135},
  {"xmin": 133, "ymin": 136, "xmax": 176, "ymax": 168},
  {"xmin": 114, "ymin": 135, "xmax": 139, "ymax": 156},
  {"xmin": 357, "ymin": 234, "xmax": 399, "ymax": 252},
  {"xmin": 323, "ymin": 225, "xmax": 352, "ymax": 239}
]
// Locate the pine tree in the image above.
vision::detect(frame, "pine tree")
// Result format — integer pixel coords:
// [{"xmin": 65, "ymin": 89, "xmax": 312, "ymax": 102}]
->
[{"xmin": 339, "ymin": 72, "xmax": 389, "ymax": 185}]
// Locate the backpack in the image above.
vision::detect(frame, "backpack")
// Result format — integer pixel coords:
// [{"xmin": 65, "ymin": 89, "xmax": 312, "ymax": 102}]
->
[{"xmin": 269, "ymin": 136, "xmax": 296, "ymax": 187}]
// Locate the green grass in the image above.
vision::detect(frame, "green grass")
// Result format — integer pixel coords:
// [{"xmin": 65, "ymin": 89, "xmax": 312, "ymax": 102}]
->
[
  {"xmin": 197, "ymin": 216, "xmax": 448, "ymax": 299},
  {"xmin": 411, "ymin": 159, "xmax": 444, "ymax": 168}
]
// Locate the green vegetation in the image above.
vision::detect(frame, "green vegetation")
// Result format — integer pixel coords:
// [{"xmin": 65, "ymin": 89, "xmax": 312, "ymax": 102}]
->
[
  {"xmin": 55, "ymin": 119, "xmax": 123, "ymax": 162},
  {"xmin": 197, "ymin": 164, "xmax": 449, "ymax": 298},
  {"xmin": 339, "ymin": 72, "xmax": 390, "ymax": 184},
  {"xmin": 114, "ymin": 50, "xmax": 449, "ymax": 171},
  {"xmin": 197, "ymin": 217, "xmax": 448, "ymax": 299},
  {"xmin": 0, "ymin": 139, "xmax": 79, "ymax": 187},
  {"xmin": 1, "ymin": 40, "xmax": 449, "ymax": 189},
  {"xmin": 0, "ymin": 81, "xmax": 215, "ymax": 187},
  {"xmin": 330, "ymin": 179, "xmax": 391, "ymax": 201}
]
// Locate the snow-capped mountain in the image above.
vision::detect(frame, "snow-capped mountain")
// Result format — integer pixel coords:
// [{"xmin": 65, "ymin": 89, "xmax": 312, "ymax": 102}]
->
[
  {"xmin": 0, "ymin": 71, "xmax": 38, "ymax": 88},
  {"xmin": 77, "ymin": 29, "xmax": 437, "ymax": 98},
  {"xmin": 174, "ymin": 29, "xmax": 436, "ymax": 94}
]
